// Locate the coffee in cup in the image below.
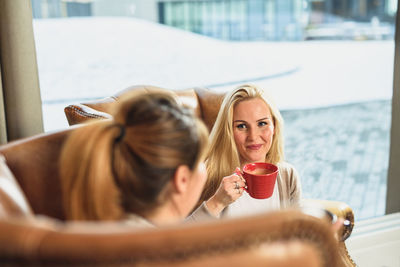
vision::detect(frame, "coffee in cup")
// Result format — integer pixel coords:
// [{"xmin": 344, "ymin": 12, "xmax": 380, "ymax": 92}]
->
[
  {"xmin": 247, "ymin": 168, "xmax": 275, "ymax": 175},
  {"xmin": 237, "ymin": 162, "xmax": 278, "ymax": 199}
]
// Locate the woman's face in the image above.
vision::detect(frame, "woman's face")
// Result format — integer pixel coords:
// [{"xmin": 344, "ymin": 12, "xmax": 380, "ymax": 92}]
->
[{"xmin": 233, "ymin": 98, "xmax": 275, "ymax": 166}]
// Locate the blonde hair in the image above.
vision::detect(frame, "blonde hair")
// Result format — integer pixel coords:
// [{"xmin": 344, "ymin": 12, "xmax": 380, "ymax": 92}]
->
[
  {"xmin": 60, "ymin": 90, "xmax": 209, "ymax": 221},
  {"xmin": 200, "ymin": 84, "xmax": 284, "ymax": 202}
]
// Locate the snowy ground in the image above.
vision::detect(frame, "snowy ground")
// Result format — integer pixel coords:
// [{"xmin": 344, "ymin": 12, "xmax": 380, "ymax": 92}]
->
[{"xmin": 33, "ymin": 17, "xmax": 394, "ymax": 131}]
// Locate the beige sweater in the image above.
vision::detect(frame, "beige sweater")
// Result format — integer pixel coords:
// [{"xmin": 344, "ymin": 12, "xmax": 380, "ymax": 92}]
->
[{"xmin": 188, "ymin": 161, "xmax": 302, "ymax": 222}]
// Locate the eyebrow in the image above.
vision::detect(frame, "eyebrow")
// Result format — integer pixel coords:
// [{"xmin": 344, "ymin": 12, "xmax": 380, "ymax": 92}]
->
[
  {"xmin": 257, "ymin": 117, "xmax": 271, "ymax": 122},
  {"xmin": 233, "ymin": 117, "xmax": 271, "ymax": 123}
]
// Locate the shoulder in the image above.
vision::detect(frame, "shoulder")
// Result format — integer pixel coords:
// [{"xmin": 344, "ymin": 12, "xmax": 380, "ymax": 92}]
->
[
  {"xmin": 277, "ymin": 161, "xmax": 300, "ymax": 182},
  {"xmin": 277, "ymin": 161, "xmax": 302, "ymax": 200},
  {"xmin": 277, "ymin": 161, "xmax": 297, "ymax": 174},
  {"xmin": 123, "ymin": 213, "xmax": 155, "ymax": 228}
]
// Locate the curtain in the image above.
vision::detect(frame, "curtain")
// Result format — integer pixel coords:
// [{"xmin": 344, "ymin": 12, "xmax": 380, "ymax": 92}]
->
[
  {"xmin": 0, "ymin": 65, "xmax": 7, "ymax": 144},
  {"xmin": 0, "ymin": 0, "xmax": 44, "ymax": 144},
  {"xmin": 386, "ymin": 0, "xmax": 400, "ymax": 214}
]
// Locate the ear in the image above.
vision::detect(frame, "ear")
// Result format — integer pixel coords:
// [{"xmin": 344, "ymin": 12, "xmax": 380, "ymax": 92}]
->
[{"xmin": 173, "ymin": 165, "xmax": 191, "ymax": 194}]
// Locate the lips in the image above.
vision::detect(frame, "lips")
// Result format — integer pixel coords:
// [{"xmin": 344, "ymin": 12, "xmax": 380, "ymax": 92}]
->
[{"xmin": 247, "ymin": 144, "xmax": 262, "ymax": 150}]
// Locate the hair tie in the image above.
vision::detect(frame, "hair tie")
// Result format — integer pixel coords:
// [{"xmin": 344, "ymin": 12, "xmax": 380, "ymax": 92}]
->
[{"xmin": 115, "ymin": 124, "xmax": 126, "ymax": 142}]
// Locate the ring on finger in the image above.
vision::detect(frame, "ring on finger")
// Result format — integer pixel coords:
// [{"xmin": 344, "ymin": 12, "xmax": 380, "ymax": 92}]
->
[{"xmin": 234, "ymin": 181, "xmax": 239, "ymax": 189}]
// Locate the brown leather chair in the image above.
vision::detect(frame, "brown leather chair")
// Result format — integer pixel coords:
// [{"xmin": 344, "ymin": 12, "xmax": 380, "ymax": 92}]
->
[
  {"xmin": 64, "ymin": 85, "xmax": 357, "ymax": 266},
  {"xmin": 64, "ymin": 85, "xmax": 225, "ymax": 132},
  {"xmin": 0, "ymin": 126, "xmax": 342, "ymax": 266},
  {"xmin": 0, "ymin": 211, "xmax": 335, "ymax": 266},
  {"xmin": 64, "ymin": 85, "xmax": 355, "ymax": 237}
]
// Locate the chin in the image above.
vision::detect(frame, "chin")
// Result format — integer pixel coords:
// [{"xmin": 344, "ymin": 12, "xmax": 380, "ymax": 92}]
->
[
  {"xmin": 247, "ymin": 157, "xmax": 265, "ymax": 163},
  {"xmin": 250, "ymin": 156, "xmax": 265, "ymax": 162}
]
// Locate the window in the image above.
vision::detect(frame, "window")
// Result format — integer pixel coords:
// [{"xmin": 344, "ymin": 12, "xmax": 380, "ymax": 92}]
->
[{"xmin": 32, "ymin": 0, "xmax": 397, "ymax": 221}]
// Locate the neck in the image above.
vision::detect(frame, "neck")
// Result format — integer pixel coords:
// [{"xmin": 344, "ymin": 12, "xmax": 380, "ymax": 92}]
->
[{"xmin": 143, "ymin": 203, "xmax": 183, "ymax": 227}]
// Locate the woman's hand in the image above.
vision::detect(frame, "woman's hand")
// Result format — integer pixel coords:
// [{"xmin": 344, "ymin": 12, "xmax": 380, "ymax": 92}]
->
[{"xmin": 205, "ymin": 168, "xmax": 247, "ymax": 217}]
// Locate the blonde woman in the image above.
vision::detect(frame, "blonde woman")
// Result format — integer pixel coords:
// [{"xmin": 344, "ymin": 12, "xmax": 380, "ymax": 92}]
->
[
  {"xmin": 60, "ymin": 90, "xmax": 209, "ymax": 227},
  {"xmin": 191, "ymin": 84, "xmax": 301, "ymax": 220}
]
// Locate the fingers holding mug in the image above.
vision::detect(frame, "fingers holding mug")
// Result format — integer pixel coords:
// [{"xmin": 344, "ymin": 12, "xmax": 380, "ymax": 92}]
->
[
  {"xmin": 204, "ymin": 169, "xmax": 249, "ymax": 217},
  {"xmin": 232, "ymin": 176, "xmax": 246, "ymax": 191},
  {"xmin": 233, "ymin": 181, "xmax": 242, "ymax": 195},
  {"xmin": 235, "ymin": 167, "xmax": 246, "ymax": 183},
  {"xmin": 234, "ymin": 167, "xmax": 247, "ymax": 188},
  {"xmin": 236, "ymin": 186, "xmax": 245, "ymax": 195},
  {"xmin": 223, "ymin": 173, "xmax": 245, "ymax": 200}
]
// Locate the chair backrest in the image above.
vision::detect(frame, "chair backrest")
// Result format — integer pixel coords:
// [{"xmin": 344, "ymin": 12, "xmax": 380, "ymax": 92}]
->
[
  {"xmin": 64, "ymin": 85, "xmax": 225, "ymax": 131},
  {"xmin": 0, "ymin": 155, "xmax": 33, "ymax": 218},
  {"xmin": 0, "ymin": 128, "xmax": 75, "ymax": 220},
  {"xmin": 0, "ymin": 210, "xmax": 340, "ymax": 267}
]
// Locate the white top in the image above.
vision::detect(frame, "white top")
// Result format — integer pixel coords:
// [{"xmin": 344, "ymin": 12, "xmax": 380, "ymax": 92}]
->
[
  {"xmin": 224, "ymin": 180, "xmax": 280, "ymax": 218},
  {"xmin": 123, "ymin": 213, "xmax": 155, "ymax": 228}
]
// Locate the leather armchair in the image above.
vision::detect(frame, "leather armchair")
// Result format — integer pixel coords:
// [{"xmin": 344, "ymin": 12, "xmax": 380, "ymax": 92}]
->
[
  {"xmin": 64, "ymin": 85, "xmax": 355, "ymax": 239},
  {"xmin": 0, "ymin": 126, "xmax": 343, "ymax": 266},
  {"xmin": 64, "ymin": 85, "xmax": 224, "ymax": 132},
  {"xmin": 64, "ymin": 85, "xmax": 357, "ymax": 266}
]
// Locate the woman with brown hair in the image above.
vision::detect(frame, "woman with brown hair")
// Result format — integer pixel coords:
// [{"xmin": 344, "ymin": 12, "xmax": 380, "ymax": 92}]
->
[{"xmin": 60, "ymin": 90, "xmax": 209, "ymax": 227}]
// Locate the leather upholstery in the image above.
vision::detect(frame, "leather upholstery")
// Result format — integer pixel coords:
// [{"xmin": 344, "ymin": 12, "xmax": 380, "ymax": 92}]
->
[
  {"xmin": 0, "ymin": 155, "xmax": 33, "ymax": 218},
  {"xmin": 63, "ymin": 84, "xmax": 357, "ymax": 266},
  {"xmin": 0, "ymin": 128, "xmax": 75, "ymax": 220},
  {"xmin": 65, "ymin": 85, "xmax": 224, "ymax": 131},
  {"xmin": 0, "ymin": 209, "xmax": 339, "ymax": 266},
  {"xmin": 0, "ymin": 112, "xmax": 353, "ymax": 266},
  {"xmin": 64, "ymin": 85, "xmax": 355, "ymax": 240}
]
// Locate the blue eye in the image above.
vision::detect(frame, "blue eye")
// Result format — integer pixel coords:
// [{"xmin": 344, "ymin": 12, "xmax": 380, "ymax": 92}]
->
[
  {"xmin": 258, "ymin": 121, "xmax": 268, "ymax": 127},
  {"xmin": 236, "ymin": 123, "xmax": 247, "ymax": 129}
]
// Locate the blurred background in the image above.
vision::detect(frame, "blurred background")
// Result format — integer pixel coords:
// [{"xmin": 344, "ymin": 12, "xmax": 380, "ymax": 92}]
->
[{"xmin": 30, "ymin": 0, "xmax": 397, "ymax": 221}]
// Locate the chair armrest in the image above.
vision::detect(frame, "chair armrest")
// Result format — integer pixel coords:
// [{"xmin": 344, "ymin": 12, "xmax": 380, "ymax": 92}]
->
[
  {"xmin": 0, "ymin": 210, "xmax": 341, "ymax": 266},
  {"xmin": 64, "ymin": 104, "xmax": 112, "ymax": 125},
  {"xmin": 303, "ymin": 199, "xmax": 354, "ymax": 241},
  {"xmin": 302, "ymin": 199, "xmax": 357, "ymax": 266}
]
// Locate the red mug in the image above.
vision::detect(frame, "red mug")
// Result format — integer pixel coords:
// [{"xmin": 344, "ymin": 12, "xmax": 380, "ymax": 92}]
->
[{"xmin": 236, "ymin": 162, "xmax": 278, "ymax": 199}]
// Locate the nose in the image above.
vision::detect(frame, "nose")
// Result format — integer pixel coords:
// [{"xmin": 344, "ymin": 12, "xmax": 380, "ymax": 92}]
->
[{"xmin": 247, "ymin": 127, "xmax": 259, "ymax": 141}]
